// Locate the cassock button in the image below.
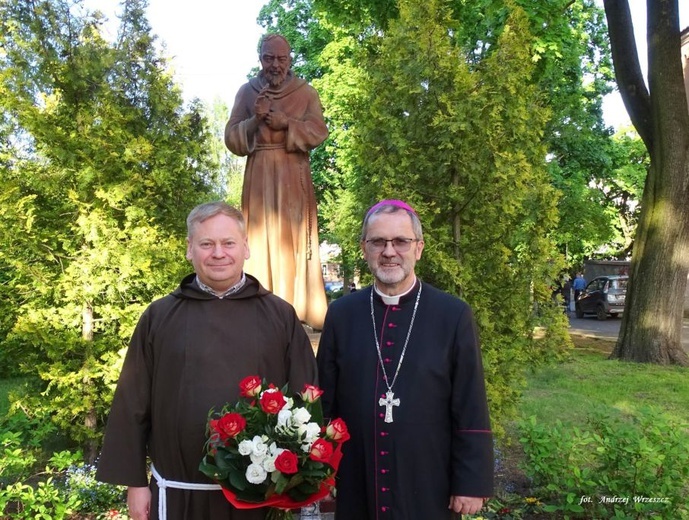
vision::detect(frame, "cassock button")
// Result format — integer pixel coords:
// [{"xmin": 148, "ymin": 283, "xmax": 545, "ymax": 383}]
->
[
  {"xmin": 392, "ymin": 306, "xmax": 401, "ymax": 311},
  {"xmin": 381, "ymin": 506, "xmax": 389, "ymax": 512},
  {"xmin": 388, "ymin": 323, "xmax": 397, "ymax": 328},
  {"xmin": 381, "ymin": 487, "xmax": 389, "ymax": 492},
  {"xmin": 384, "ymin": 358, "xmax": 392, "ymax": 363},
  {"xmin": 380, "ymin": 469, "xmax": 389, "ymax": 474},
  {"xmin": 386, "ymin": 341, "xmax": 394, "ymax": 346},
  {"xmin": 379, "ymin": 413, "xmax": 384, "ymax": 418}
]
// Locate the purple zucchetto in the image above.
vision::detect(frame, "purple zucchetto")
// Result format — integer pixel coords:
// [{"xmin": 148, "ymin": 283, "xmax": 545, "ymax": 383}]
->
[{"xmin": 365, "ymin": 199, "xmax": 418, "ymax": 218}]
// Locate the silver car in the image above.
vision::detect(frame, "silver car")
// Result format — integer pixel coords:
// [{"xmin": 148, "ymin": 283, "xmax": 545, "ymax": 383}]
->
[{"xmin": 575, "ymin": 275, "xmax": 628, "ymax": 320}]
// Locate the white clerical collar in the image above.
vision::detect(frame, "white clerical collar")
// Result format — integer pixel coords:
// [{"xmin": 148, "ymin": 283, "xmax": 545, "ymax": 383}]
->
[
  {"xmin": 373, "ymin": 276, "xmax": 417, "ymax": 305},
  {"xmin": 195, "ymin": 272, "xmax": 247, "ymax": 299}
]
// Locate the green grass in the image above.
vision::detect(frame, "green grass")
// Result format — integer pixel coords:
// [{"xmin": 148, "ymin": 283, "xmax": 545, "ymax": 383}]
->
[
  {"xmin": 520, "ymin": 338, "xmax": 689, "ymax": 426},
  {"xmin": 489, "ymin": 337, "xmax": 689, "ymax": 518}
]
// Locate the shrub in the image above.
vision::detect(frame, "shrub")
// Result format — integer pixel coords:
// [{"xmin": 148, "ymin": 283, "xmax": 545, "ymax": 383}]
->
[
  {"xmin": 0, "ymin": 450, "xmax": 127, "ymax": 518},
  {"xmin": 63, "ymin": 463, "xmax": 127, "ymax": 515},
  {"xmin": 518, "ymin": 407, "xmax": 689, "ymax": 518},
  {"xmin": 1, "ymin": 410, "xmax": 126, "ymax": 518}
]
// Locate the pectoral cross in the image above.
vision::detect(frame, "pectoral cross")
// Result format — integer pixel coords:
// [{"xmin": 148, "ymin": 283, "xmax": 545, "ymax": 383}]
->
[{"xmin": 379, "ymin": 390, "xmax": 400, "ymax": 423}]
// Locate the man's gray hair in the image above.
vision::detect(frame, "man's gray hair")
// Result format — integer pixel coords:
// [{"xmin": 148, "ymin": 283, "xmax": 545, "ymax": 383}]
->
[
  {"xmin": 187, "ymin": 201, "xmax": 245, "ymax": 238},
  {"xmin": 360, "ymin": 204, "xmax": 423, "ymax": 241}
]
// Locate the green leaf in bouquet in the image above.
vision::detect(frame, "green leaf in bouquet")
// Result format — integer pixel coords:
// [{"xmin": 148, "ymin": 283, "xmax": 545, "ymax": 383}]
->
[
  {"xmin": 308, "ymin": 400, "xmax": 324, "ymax": 426},
  {"xmin": 273, "ymin": 472, "xmax": 290, "ymax": 495},
  {"xmin": 287, "ymin": 480, "xmax": 321, "ymax": 503},
  {"xmin": 229, "ymin": 469, "xmax": 249, "ymax": 491},
  {"xmin": 214, "ymin": 450, "xmax": 235, "ymax": 471},
  {"xmin": 198, "ymin": 457, "xmax": 224, "ymax": 480},
  {"xmin": 302, "ymin": 460, "xmax": 324, "ymax": 471},
  {"xmin": 297, "ymin": 468, "xmax": 327, "ymax": 478},
  {"xmin": 234, "ymin": 487, "xmax": 267, "ymax": 503},
  {"xmin": 283, "ymin": 473, "xmax": 305, "ymax": 492},
  {"xmin": 299, "ymin": 480, "xmax": 321, "ymax": 495}
]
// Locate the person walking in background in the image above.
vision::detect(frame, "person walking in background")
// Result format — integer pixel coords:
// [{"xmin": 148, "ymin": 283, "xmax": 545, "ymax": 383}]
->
[
  {"xmin": 563, "ymin": 276, "xmax": 572, "ymax": 312},
  {"xmin": 96, "ymin": 201, "xmax": 317, "ymax": 520},
  {"xmin": 317, "ymin": 199, "xmax": 494, "ymax": 519},
  {"xmin": 573, "ymin": 272, "xmax": 587, "ymax": 301}
]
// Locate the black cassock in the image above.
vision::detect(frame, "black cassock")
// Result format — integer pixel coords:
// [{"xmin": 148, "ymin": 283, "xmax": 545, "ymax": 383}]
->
[{"xmin": 317, "ymin": 281, "xmax": 493, "ymax": 520}]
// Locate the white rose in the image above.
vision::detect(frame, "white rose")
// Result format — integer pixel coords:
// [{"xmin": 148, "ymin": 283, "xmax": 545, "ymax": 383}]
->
[
  {"xmin": 238, "ymin": 439, "xmax": 253, "ymax": 456},
  {"xmin": 245, "ymin": 463, "xmax": 268, "ymax": 484},
  {"xmin": 291, "ymin": 407, "xmax": 311, "ymax": 425},
  {"xmin": 304, "ymin": 422, "xmax": 321, "ymax": 441},
  {"xmin": 251, "ymin": 435, "xmax": 268, "ymax": 457},
  {"xmin": 277, "ymin": 409, "xmax": 292, "ymax": 428},
  {"xmin": 298, "ymin": 422, "xmax": 322, "ymax": 449},
  {"xmin": 250, "ymin": 451, "xmax": 267, "ymax": 464},
  {"xmin": 283, "ymin": 397, "xmax": 294, "ymax": 410},
  {"xmin": 262, "ymin": 454, "xmax": 277, "ymax": 473}
]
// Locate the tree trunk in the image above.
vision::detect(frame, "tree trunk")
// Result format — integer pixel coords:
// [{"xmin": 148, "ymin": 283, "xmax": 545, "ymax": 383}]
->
[{"xmin": 605, "ymin": 0, "xmax": 689, "ymax": 365}]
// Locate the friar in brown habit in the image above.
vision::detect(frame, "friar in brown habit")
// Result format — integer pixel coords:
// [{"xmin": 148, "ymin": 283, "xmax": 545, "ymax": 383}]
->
[{"xmin": 96, "ymin": 201, "xmax": 317, "ymax": 520}]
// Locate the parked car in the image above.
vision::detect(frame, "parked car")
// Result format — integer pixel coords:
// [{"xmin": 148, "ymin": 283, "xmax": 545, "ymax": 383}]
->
[
  {"xmin": 324, "ymin": 281, "xmax": 344, "ymax": 293},
  {"xmin": 575, "ymin": 275, "xmax": 628, "ymax": 320}
]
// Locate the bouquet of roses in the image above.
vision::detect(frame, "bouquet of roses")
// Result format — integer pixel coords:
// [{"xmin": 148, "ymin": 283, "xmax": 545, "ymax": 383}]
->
[{"xmin": 199, "ymin": 375, "xmax": 349, "ymax": 520}]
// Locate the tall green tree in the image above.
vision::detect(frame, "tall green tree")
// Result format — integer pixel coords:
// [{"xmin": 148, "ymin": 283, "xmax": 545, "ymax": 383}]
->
[
  {"xmin": 261, "ymin": 0, "xmax": 635, "ymax": 268},
  {"xmin": 261, "ymin": 0, "xmax": 570, "ymax": 430},
  {"xmin": 447, "ymin": 0, "xmax": 622, "ymax": 266},
  {"xmin": 0, "ymin": 0, "xmax": 222, "ymax": 458},
  {"xmin": 604, "ymin": 0, "xmax": 689, "ymax": 365}
]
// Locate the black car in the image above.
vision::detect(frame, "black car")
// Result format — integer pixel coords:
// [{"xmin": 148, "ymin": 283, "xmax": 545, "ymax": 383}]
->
[{"xmin": 575, "ymin": 275, "xmax": 628, "ymax": 320}]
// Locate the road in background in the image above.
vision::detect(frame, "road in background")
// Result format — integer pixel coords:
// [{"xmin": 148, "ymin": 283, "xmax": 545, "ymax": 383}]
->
[{"xmin": 568, "ymin": 315, "xmax": 689, "ymax": 352}]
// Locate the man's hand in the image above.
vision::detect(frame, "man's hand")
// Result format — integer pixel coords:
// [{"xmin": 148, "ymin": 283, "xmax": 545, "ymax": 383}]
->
[
  {"xmin": 127, "ymin": 486, "xmax": 151, "ymax": 520},
  {"xmin": 448, "ymin": 495, "xmax": 485, "ymax": 515},
  {"xmin": 264, "ymin": 110, "xmax": 288, "ymax": 130},
  {"xmin": 254, "ymin": 93, "xmax": 272, "ymax": 120}
]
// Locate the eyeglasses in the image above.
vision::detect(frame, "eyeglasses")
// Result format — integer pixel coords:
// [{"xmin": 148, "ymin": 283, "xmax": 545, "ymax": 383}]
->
[{"xmin": 365, "ymin": 237, "xmax": 419, "ymax": 253}]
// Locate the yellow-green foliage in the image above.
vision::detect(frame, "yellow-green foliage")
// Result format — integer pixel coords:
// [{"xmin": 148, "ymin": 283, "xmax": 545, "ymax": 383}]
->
[
  {"xmin": 0, "ymin": 0, "xmax": 222, "ymax": 451},
  {"xmin": 318, "ymin": 0, "xmax": 570, "ymax": 436}
]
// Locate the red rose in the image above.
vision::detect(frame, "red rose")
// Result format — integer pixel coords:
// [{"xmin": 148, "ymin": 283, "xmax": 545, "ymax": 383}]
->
[
  {"xmin": 300, "ymin": 384, "xmax": 324, "ymax": 403},
  {"xmin": 239, "ymin": 375, "xmax": 262, "ymax": 397},
  {"xmin": 309, "ymin": 438, "xmax": 334, "ymax": 463},
  {"xmin": 259, "ymin": 389, "xmax": 286, "ymax": 414},
  {"xmin": 274, "ymin": 450, "xmax": 299, "ymax": 474},
  {"xmin": 210, "ymin": 412, "xmax": 246, "ymax": 441},
  {"xmin": 325, "ymin": 418, "xmax": 350, "ymax": 442}
]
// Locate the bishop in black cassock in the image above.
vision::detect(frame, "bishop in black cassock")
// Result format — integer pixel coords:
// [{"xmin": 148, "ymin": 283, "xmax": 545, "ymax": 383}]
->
[{"xmin": 317, "ymin": 200, "xmax": 493, "ymax": 519}]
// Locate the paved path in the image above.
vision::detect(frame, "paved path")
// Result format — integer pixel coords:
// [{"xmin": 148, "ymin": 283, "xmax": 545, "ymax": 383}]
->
[
  {"xmin": 311, "ymin": 318, "xmax": 689, "ymax": 351},
  {"xmin": 568, "ymin": 315, "xmax": 689, "ymax": 351}
]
